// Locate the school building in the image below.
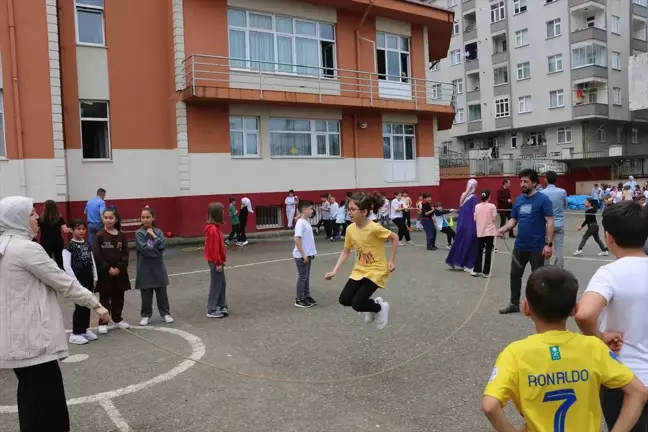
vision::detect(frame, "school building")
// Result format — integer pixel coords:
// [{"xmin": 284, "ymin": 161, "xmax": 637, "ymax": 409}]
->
[{"xmin": 0, "ymin": 0, "xmax": 457, "ymax": 236}]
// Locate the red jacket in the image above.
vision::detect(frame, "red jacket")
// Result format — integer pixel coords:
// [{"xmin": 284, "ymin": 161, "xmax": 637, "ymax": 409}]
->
[{"xmin": 204, "ymin": 224, "xmax": 227, "ymax": 265}]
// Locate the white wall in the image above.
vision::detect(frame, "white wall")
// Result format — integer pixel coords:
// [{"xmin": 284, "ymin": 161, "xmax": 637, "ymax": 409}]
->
[
  {"xmin": 227, "ymin": 0, "xmax": 336, "ymax": 22},
  {"xmin": 0, "ymin": 159, "xmax": 59, "ymax": 202}
]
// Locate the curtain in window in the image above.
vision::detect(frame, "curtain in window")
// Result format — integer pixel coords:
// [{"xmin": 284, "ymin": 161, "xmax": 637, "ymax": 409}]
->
[
  {"xmin": 249, "ymin": 31, "xmax": 274, "ymax": 72},
  {"xmin": 230, "ymin": 132, "xmax": 244, "ymax": 156},
  {"xmin": 295, "ymin": 38, "xmax": 318, "ymax": 76},
  {"xmin": 245, "ymin": 133, "xmax": 258, "ymax": 155},
  {"xmin": 271, "ymin": 133, "xmax": 311, "ymax": 156},
  {"xmin": 277, "ymin": 37, "xmax": 294, "ymax": 73},
  {"xmin": 229, "ymin": 30, "xmax": 246, "ymax": 68},
  {"xmin": 393, "ymin": 136, "xmax": 405, "ymax": 160}
]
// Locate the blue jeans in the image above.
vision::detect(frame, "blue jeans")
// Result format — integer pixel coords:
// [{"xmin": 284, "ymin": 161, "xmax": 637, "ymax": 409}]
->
[
  {"xmin": 88, "ymin": 222, "xmax": 103, "ymax": 247},
  {"xmin": 421, "ymin": 219, "xmax": 436, "ymax": 249},
  {"xmin": 380, "ymin": 216, "xmax": 391, "ymax": 229}
]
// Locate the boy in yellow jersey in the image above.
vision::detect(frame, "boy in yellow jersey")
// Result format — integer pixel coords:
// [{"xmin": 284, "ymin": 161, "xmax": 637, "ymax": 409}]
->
[{"xmin": 482, "ymin": 266, "xmax": 647, "ymax": 432}]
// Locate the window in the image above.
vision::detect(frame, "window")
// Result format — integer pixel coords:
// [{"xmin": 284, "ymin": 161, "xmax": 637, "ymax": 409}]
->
[
  {"xmin": 632, "ymin": 128, "xmax": 639, "ymax": 143},
  {"xmin": 572, "ymin": 44, "xmax": 607, "ymax": 69},
  {"xmin": 270, "ymin": 119, "xmax": 340, "ymax": 157},
  {"xmin": 557, "ymin": 126, "xmax": 572, "ymax": 144},
  {"xmin": 454, "ymin": 108, "xmax": 465, "ymax": 124},
  {"xmin": 586, "ymin": 16, "xmax": 595, "ymax": 28},
  {"xmin": 494, "ymin": 66, "xmax": 509, "ymax": 85},
  {"xmin": 451, "ymin": 49, "xmax": 462, "ymax": 65},
  {"xmin": 228, "ymin": 9, "xmax": 336, "ymax": 78},
  {"xmin": 617, "ymin": 127, "xmax": 626, "ymax": 143},
  {"xmin": 453, "ymin": 79, "xmax": 464, "ymax": 94},
  {"xmin": 548, "ymin": 54, "xmax": 563, "ymax": 73},
  {"xmin": 634, "ymin": 0, "xmax": 648, "ymax": 7},
  {"xmin": 490, "ymin": 1, "xmax": 505, "ymax": 23},
  {"xmin": 229, "ymin": 116, "xmax": 259, "ymax": 157},
  {"xmin": 0, "ymin": 91, "xmax": 4, "ymax": 158},
  {"xmin": 549, "ymin": 90, "xmax": 564, "ymax": 108},
  {"xmin": 546, "ymin": 19, "xmax": 562, "ymax": 38},
  {"xmin": 518, "ymin": 95, "xmax": 532, "ymax": 113},
  {"xmin": 382, "ymin": 124, "xmax": 415, "ymax": 161},
  {"xmin": 515, "ymin": 29, "xmax": 529, "ymax": 47},
  {"xmin": 514, "ymin": 0, "xmax": 527, "ymax": 14},
  {"xmin": 545, "ymin": 0, "xmax": 557, "ymax": 3},
  {"xmin": 516, "ymin": 62, "xmax": 530, "ymax": 80},
  {"xmin": 596, "ymin": 128, "xmax": 606, "ymax": 142},
  {"xmin": 80, "ymin": 101, "xmax": 110, "ymax": 159},
  {"xmin": 452, "ymin": 20, "xmax": 459, "ymax": 36},
  {"xmin": 431, "ymin": 61, "xmax": 440, "ymax": 71},
  {"xmin": 448, "ymin": 0, "xmax": 457, "ymax": 7},
  {"xmin": 495, "ymin": 97, "xmax": 510, "ymax": 118},
  {"xmin": 468, "ymin": 104, "xmax": 482, "ymax": 122},
  {"xmin": 612, "ymin": 16, "xmax": 621, "ymax": 34},
  {"xmin": 442, "ymin": 141, "xmax": 451, "ymax": 155},
  {"xmin": 75, "ymin": 0, "xmax": 105, "ymax": 45},
  {"xmin": 377, "ymin": 32, "xmax": 410, "ymax": 82},
  {"xmin": 511, "ymin": 135, "xmax": 517, "ymax": 148},
  {"xmin": 613, "ymin": 87, "xmax": 622, "ymax": 105},
  {"xmin": 432, "ymin": 83, "xmax": 442, "ymax": 100},
  {"xmin": 612, "ymin": 52, "xmax": 621, "ymax": 70},
  {"xmin": 465, "ymin": 42, "xmax": 478, "ymax": 61}
]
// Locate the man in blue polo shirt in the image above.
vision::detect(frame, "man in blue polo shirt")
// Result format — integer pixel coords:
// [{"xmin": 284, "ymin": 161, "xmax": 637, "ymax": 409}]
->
[
  {"xmin": 497, "ymin": 169, "xmax": 554, "ymax": 314},
  {"xmin": 85, "ymin": 188, "xmax": 106, "ymax": 246}
]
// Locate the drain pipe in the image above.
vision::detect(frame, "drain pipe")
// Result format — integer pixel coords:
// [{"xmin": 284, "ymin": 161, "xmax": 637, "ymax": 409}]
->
[{"xmin": 7, "ymin": 0, "xmax": 27, "ymax": 195}]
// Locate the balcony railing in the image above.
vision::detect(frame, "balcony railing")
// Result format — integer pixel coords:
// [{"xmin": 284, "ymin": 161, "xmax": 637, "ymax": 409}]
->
[
  {"xmin": 439, "ymin": 157, "xmax": 567, "ymax": 177},
  {"xmin": 180, "ymin": 54, "xmax": 457, "ymax": 108}
]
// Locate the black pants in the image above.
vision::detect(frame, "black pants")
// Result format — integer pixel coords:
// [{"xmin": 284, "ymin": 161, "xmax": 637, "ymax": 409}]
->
[
  {"xmin": 340, "ymin": 221, "xmax": 350, "ymax": 237},
  {"xmin": 99, "ymin": 288, "xmax": 125, "ymax": 325},
  {"xmin": 329, "ymin": 220, "xmax": 339, "ymax": 239},
  {"xmin": 14, "ymin": 360, "xmax": 69, "ymax": 432},
  {"xmin": 441, "ymin": 226, "xmax": 455, "ymax": 246},
  {"xmin": 42, "ymin": 241, "xmax": 64, "ymax": 269},
  {"xmin": 578, "ymin": 224, "xmax": 607, "ymax": 251},
  {"xmin": 499, "ymin": 213, "xmax": 515, "ymax": 237},
  {"xmin": 321, "ymin": 219, "xmax": 332, "ymax": 238},
  {"xmin": 339, "ymin": 278, "xmax": 381, "ymax": 313},
  {"xmin": 404, "ymin": 211, "xmax": 411, "ymax": 228},
  {"xmin": 421, "ymin": 219, "xmax": 436, "ymax": 249},
  {"xmin": 510, "ymin": 248, "xmax": 545, "ymax": 306},
  {"xmin": 140, "ymin": 287, "xmax": 171, "ymax": 318},
  {"xmin": 72, "ymin": 304, "xmax": 91, "ymax": 335},
  {"xmin": 601, "ymin": 386, "xmax": 648, "ymax": 432},
  {"xmin": 228, "ymin": 223, "xmax": 242, "ymax": 243},
  {"xmin": 239, "ymin": 213, "xmax": 248, "ymax": 243},
  {"xmin": 475, "ymin": 236, "xmax": 495, "ymax": 275},
  {"xmin": 393, "ymin": 217, "xmax": 410, "ymax": 241}
]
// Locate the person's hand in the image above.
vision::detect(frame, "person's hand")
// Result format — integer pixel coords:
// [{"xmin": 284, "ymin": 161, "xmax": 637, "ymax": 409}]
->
[
  {"xmin": 450, "ymin": 209, "xmax": 457, "ymax": 212},
  {"xmin": 577, "ymin": 226, "xmax": 583, "ymax": 231},
  {"xmin": 542, "ymin": 245, "xmax": 553, "ymax": 258},
  {"xmin": 325, "ymin": 270, "xmax": 337, "ymax": 280},
  {"xmin": 388, "ymin": 261, "xmax": 396, "ymax": 273},
  {"xmin": 302, "ymin": 256, "xmax": 310, "ymax": 264},
  {"xmin": 146, "ymin": 228, "xmax": 156, "ymax": 238},
  {"xmin": 497, "ymin": 228, "xmax": 506, "ymax": 238},
  {"xmin": 108, "ymin": 267, "xmax": 116, "ymax": 276},
  {"xmin": 601, "ymin": 332, "xmax": 624, "ymax": 354},
  {"xmin": 216, "ymin": 265, "xmax": 223, "ymax": 272},
  {"xmin": 508, "ymin": 199, "xmax": 512, "ymax": 203},
  {"xmin": 95, "ymin": 306, "xmax": 109, "ymax": 323}
]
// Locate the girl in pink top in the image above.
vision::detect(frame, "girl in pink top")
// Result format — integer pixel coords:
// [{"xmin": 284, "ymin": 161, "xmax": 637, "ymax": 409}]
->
[{"xmin": 472, "ymin": 189, "xmax": 497, "ymax": 277}]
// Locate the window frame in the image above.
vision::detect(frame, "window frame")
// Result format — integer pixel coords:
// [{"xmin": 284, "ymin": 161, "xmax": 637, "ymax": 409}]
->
[
  {"xmin": 549, "ymin": 89, "xmax": 564, "ymax": 108},
  {"xmin": 495, "ymin": 96, "xmax": 510, "ymax": 118},
  {"xmin": 229, "ymin": 116, "xmax": 260, "ymax": 158},
  {"xmin": 490, "ymin": 1, "xmax": 506, "ymax": 23},
  {"xmin": 516, "ymin": 62, "xmax": 531, "ymax": 80},
  {"xmin": 546, "ymin": 18, "xmax": 562, "ymax": 39},
  {"xmin": 452, "ymin": 20, "xmax": 460, "ymax": 36},
  {"xmin": 468, "ymin": 103, "xmax": 482, "ymax": 122},
  {"xmin": 79, "ymin": 100, "xmax": 111, "ymax": 161},
  {"xmin": 571, "ymin": 44, "xmax": 607, "ymax": 69},
  {"xmin": 452, "ymin": 79, "xmax": 464, "ymax": 94},
  {"xmin": 612, "ymin": 51, "xmax": 621, "ymax": 70},
  {"xmin": 377, "ymin": 32, "xmax": 411, "ymax": 83},
  {"xmin": 75, "ymin": 0, "xmax": 106, "ymax": 47},
  {"xmin": 454, "ymin": 108, "xmax": 465, "ymax": 124},
  {"xmin": 518, "ymin": 95, "xmax": 532, "ymax": 114},
  {"xmin": 547, "ymin": 54, "xmax": 563, "ymax": 73},
  {"xmin": 382, "ymin": 123, "xmax": 416, "ymax": 162},
  {"xmin": 557, "ymin": 126, "xmax": 572, "ymax": 144},
  {"xmin": 515, "ymin": 29, "xmax": 529, "ymax": 48},
  {"xmin": 431, "ymin": 83, "xmax": 443, "ymax": 100},
  {"xmin": 613, "ymin": 87, "xmax": 622, "ymax": 106},
  {"xmin": 493, "ymin": 66, "xmax": 509, "ymax": 86},
  {"xmin": 596, "ymin": 128, "xmax": 606, "ymax": 143},
  {"xmin": 632, "ymin": 128, "xmax": 639, "ymax": 143},
  {"xmin": 269, "ymin": 118, "xmax": 341, "ymax": 158},
  {"xmin": 0, "ymin": 90, "xmax": 5, "ymax": 159},
  {"xmin": 612, "ymin": 15, "xmax": 621, "ymax": 34},
  {"xmin": 450, "ymin": 49, "xmax": 462, "ymax": 65},
  {"xmin": 634, "ymin": 0, "xmax": 648, "ymax": 7},
  {"xmin": 448, "ymin": 0, "xmax": 457, "ymax": 7},
  {"xmin": 513, "ymin": 0, "xmax": 527, "ymax": 14}
]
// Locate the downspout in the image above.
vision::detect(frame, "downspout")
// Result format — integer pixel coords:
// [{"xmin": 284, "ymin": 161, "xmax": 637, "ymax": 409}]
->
[
  {"xmin": 7, "ymin": 0, "xmax": 27, "ymax": 195},
  {"xmin": 56, "ymin": 0, "xmax": 71, "ymax": 217}
]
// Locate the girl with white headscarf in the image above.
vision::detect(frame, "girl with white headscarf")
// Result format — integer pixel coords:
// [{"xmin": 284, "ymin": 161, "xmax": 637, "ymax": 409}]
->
[
  {"xmin": 446, "ymin": 179, "xmax": 480, "ymax": 271},
  {"xmin": 239, "ymin": 197, "xmax": 254, "ymax": 246},
  {"xmin": 0, "ymin": 196, "xmax": 109, "ymax": 432}
]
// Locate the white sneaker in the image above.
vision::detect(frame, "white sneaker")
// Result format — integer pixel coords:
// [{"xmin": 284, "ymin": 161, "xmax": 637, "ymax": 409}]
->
[
  {"xmin": 241, "ymin": 241, "xmax": 249, "ymax": 246},
  {"xmin": 375, "ymin": 300, "xmax": 390, "ymax": 330},
  {"xmin": 464, "ymin": 267, "xmax": 473, "ymax": 273},
  {"xmin": 470, "ymin": 271, "xmax": 479, "ymax": 277},
  {"xmin": 365, "ymin": 297, "xmax": 383, "ymax": 324},
  {"xmin": 446, "ymin": 245, "xmax": 452, "ymax": 250},
  {"xmin": 140, "ymin": 317, "xmax": 150, "ymax": 326},
  {"xmin": 106, "ymin": 323, "xmax": 118, "ymax": 331},
  {"xmin": 399, "ymin": 241, "xmax": 406, "ymax": 246},
  {"xmin": 235, "ymin": 242, "xmax": 242, "ymax": 246},
  {"xmin": 573, "ymin": 250, "xmax": 583, "ymax": 256},
  {"xmin": 117, "ymin": 321, "xmax": 130, "ymax": 329},
  {"xmin": 481, "ymin": 273, "xmax": 490, "ymax": 278},
  {"xmin": 597, "ymin": 250, "xmax": 609, "ymax": 256},
  {"xmin": 84, "ymin": 330, "xmax": 98, "ymax": 341},
  {"xmin": 406, "ymin": 241, "xmax": 415, "ymax": 246},
  {"xmin": 98, "ymin": 325, "xmax": 108, "ymax": 335},
  {"xmin": 69, "ymin": 334, "xmax": 89, "ymax": 345},
  {"xmin": 163, "ymin": 315, "xmax": 175, "ymax": 324}
]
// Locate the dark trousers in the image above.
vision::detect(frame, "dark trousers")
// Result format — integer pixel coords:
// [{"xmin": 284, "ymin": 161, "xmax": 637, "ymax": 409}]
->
[
  {"xmin": 207, "ymin": 262, "xmax": 227, "ymax": 313},
  {"xmin": 14, "ymin": 360, "xmax": 69, "ymax": 432},
  {"xmin": 421, "ymin": 219, "xmax": 436, "ymax": 249},
  {"xmin": 340, "ymin": 221, "xmax": 350, "ymax": 237},
  {"xmin": 140, "ymin": 287, "xmax": 171, "ymax": 318},
  {"xmin": 601, "ymin": 387, "xmax": 648, "ymax": 432},
  {"xmin": 228, "ymin": 223, "xmax": 242, "ymax": 243},
  {"xmin": 321, "ymin": 219, "xmax": 332, "ymax": 238},
  {"xmin": 239, "ymin": 216, "xmax": 248, "ymax": 243},
  {"xmin": 499, "ymin": 213, "xmax": 515, "ymax": 237},
  {"xmin": 393, "ymin": 217, "xmax": 410, "ymax": 241},
  {"xmin": 441, "ymin": 226, "xmax": 456, "ymax": 246},
  {"xmin": 578, "ymin": 224, "xmax": 607, "ymax": 251},
  {"xmin": 295, "ymin": 257, "xmax": 313, "ymax": 300},
  {"xmin": 475, "ymin": 236, "xmax": 495, "ymax": 275},
  {"xmin": 404, "ymin": 211, "xmax": 412, "ymax": 228},
  {"xmin": 72, "ymin": 304, "xmax": 91, "ymax": 335},
  {"xmin": 339, "ymin": 278, "xmax": 381, "ymax": 313},
  {"xmin": 329, "ymin": 220, "xmax": 339, "ymax": 239},
  {"xmin": 510, "ymin": 248, "xmax": 545, "ymax": 306},
  {"xmin": 98, "ymin": 288, "xmax": 125, "ymax": 325},
  {"xmin": 42, "ymin": 242, "xmax": 64, "ymax": 269}
]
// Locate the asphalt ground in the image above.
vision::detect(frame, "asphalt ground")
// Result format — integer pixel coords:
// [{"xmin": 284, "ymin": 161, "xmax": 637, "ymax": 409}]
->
[{"xmin": 0, "ymin": 215, "xmax": 616, "ymax": 432}]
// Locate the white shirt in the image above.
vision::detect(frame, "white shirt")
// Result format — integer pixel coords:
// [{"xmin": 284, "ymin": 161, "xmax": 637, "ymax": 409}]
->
[
  {"xmin": 293, "ymin": 218, "xmax": 317, "ymax": 258},
  {"xmin": 285, "ymin": 196, "xmax": 296, "ymax": 209},
  {"xmin": 320, "ymin": 201, "xmax": 330, "ymax": 219},
  {"xmin": 368, "ymin": 211, "xmax": 377, "ymax": 221},
  {"xmin": 585, "ymin": 256, "xmax": 648, "ymax": 385},
  {"xmin": 390, "ymin": 198, "xmax": 405, "ymax": 220},
  {"xmin": 329, "ymin": 202, "xmax": 339, "ymax": 220}
]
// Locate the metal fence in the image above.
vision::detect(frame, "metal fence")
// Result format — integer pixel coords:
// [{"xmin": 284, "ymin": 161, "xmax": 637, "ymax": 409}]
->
[
  {"xmin": 255, "ymin": 206, "xmax": 283, "ymax": 230},
  {"xmin": 440, "ymin": 157, "xmax": 568, "ymax": 177}
]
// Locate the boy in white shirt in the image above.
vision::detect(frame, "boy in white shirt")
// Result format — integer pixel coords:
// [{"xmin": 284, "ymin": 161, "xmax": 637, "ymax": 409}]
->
[
  {"xmin": 293, "ymin": 200, "xmax": 317, "ymax": 308},
  {"xmin": 328, "ymin": 195, "xmax": 340, "ymax": 241},
  {"xmin": 576, "ymin": 201, "xmax": 648, "ymax": 430},
  {"xmin": 285, "ymin": 190, "xmax": 298, "ymax": 229}
]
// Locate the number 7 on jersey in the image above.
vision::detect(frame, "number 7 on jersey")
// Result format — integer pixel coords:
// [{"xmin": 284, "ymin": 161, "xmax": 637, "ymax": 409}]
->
[{"xmin": 542, "ymin": 388, "xmax": 577, "ymax": 432}]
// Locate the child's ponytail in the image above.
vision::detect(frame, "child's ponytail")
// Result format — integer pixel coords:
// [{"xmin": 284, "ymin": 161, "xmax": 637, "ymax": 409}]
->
[{"xmin": 480, "ymin": 189, "xmax": 491, "ymax": 202}]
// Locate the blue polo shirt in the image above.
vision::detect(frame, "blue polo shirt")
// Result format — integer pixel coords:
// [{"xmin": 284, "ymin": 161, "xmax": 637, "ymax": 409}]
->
[
  {"xmin": 85, "ymin": 196, "xmax": 106, "ymax": 224},
  {"xmin": 511, "ymin": 192, "xmax": 553, "ymax": 251}
]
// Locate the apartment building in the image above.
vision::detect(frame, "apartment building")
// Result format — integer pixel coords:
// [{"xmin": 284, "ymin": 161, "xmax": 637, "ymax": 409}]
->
[
  {"xmin": 0, "ymin": 0, "xmax": 455, "ymax": 236},
  {"xmin": 430, "ymin": 0, "xmax": 648, "ymax": 168}
]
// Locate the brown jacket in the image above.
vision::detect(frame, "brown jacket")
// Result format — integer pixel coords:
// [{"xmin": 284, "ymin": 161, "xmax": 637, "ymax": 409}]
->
[{"xmin": 93, "ymin": 229, "xmax": 131, "ymax": 293}]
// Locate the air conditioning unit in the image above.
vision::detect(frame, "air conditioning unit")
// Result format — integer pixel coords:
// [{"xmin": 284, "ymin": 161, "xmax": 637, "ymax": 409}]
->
[{"xmin": 609, "ymin": 145, "xmax": 623, "ymax": 157}]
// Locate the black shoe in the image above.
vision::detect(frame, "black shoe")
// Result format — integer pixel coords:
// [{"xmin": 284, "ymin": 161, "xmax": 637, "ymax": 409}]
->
[
  {"xmin": 294, "ymin": 299, "xmax": 313, "ymax": 308},
  {"xmin": 305, "ymin": 296, "xmax": 318, "ymax": 306},
  {"xmin": 509, "ymin": 234, "xmax": 516, "ymax": 239},
  {"xmin": 499, "ymin": 304, "xmax": 520, "ymax": 314},
  {"xmin": 427, "ymin": 246, "xmax": 438, "ymax": 250}
]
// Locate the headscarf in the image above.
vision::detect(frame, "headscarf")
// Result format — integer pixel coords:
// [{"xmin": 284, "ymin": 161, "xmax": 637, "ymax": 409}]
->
[
  {"xmin": 241, "ymin": 197, "xmax": 254, "ymax": 213},
  {"xmin": 459, "ymin": 179, "xmax": 478, "ymax": 207},
  {"xmin": 625, "ymin": 176, "xmax": 637, "ymax": 189},
  {"xmin": 0, "ymin": 196, "xmax": 35, "ymax": 258}
]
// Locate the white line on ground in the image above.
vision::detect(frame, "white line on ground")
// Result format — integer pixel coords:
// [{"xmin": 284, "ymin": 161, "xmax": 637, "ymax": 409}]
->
[
  {"xmin": 99, "ymin": 400, "xmax": 131, "ymax": 432},
  {"xmin": 494, "ymin": 250, "xmax": 613, "ymax": 263}
]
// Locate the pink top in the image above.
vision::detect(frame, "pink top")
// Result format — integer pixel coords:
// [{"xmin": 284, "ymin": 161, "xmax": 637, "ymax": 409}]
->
[{"xmin": 474, "ymin": 202, "xmax": 497, "ymax": 238}]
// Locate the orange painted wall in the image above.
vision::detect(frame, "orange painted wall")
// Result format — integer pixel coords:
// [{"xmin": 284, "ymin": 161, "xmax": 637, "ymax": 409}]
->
[
  {"xmin": 186, "ymin": 104, "xmax": 229, "ymax": 153},
  {"xmin": 59, "ymin": 0, "xmax": 81, "ymax": 150},
  {"xmin": 417, "ymin": 116, "xmax": 434, "ymax": 158},
  {"xmin": 183, "ymin": 0, "xmax": 228, "ymax": 58},
  {"xmin": 410, "ymin": 25, "xmax": 426, "ymax": 82},
  {"xmin": 0, "ymin": 0, "xmax": 17, "ymax": 158}
]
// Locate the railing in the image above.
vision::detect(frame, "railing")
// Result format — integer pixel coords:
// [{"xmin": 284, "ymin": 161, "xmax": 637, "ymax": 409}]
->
[
  {"xmin": 181, "ymin": 54, "xmax": 457, "ymax": 107},
  {"xmin": 255, "ymin": 206, "xmax": 283, "ymax": 230},
  {"xmin": 439, "ymin": 157, "xmax": 568, "ymax": 177}
]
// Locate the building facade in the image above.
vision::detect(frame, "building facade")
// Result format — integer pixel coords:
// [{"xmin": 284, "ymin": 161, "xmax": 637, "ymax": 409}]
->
[
  {"xmin": 430, "ymin": 0, "xmax": 648, "ymax": 168},
  {"xmin": 0, "ymin": 0, "xmax": 455, "ymax": 236}
]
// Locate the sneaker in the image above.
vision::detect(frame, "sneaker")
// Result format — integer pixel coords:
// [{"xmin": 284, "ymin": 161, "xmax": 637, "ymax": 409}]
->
[
  {"xmin": 220, "ymin": 307, "xmax": 229, "ymax": 317},
  {"xmin": 597, "ymin": 250, "xmax": 609, "ymax": 256},
  {"xmin": 241, "ymin": 241, "xmax": 249, "ymax": 246},
  {"xmin": 140, "ymin": 317, "xmax": 150, "ymax": 326},
  {"xmin": 305, "ymin": 296, "xmax": 318, "ymax": 306},
  {"xmin": 470, "ymin": 271, "xmax": 480, "ymax": 277},
  {"xmin": 464, "ymin": 267, "xmax": 473, "ymax": 273},
  {"xmin": 573, "ymin": 250, "xmax": 583, "ymax": 256},
  {"xmin": 314, "ymin": 228, "xmax": 319, "ymax": 235},
  {"xmin": 494, "ymin": 248, "xmax": 499, "ymax": 253},
  {"xmin": 84, "ymin": 330, "xmax": 98, "ymax": 341},
  {"xmin": 107, "ymin": 323, "xmax": 118, "ymax": 331},
  {"xmin": 427, "ymin": 246, "xmax": 438, "ymax": 251},
  {"xmin": 330, "ymin": 238, "xmax": 335, "ymax": 242},
  {"xmin": 406, "ymin": 241, "xmax": 415, "ymax": 246},
  {"xmin": 236, "ymin": 242, "xmax": 242, "ymax": 246},
  {"xmin": 116, "ymin": 321, "xmax": 130, "ymax": 330},
  {"xmin": 163, "ymin": 315, "xmax": 175, "ymax": 324},
  {"xmin": 446, "ymin": 245, "xmax": 452, "ymax": 250},
  {"xmin": 375, "ymin": 300, "xmax": 390, "ymax": 330},
  {"xmin": 69, "ymin": 334, "xmax": 89, "ymax": 345},
  {"xmin": 399, "ymin": 241, "xmax": 406, "ymax": 246},
  {"xmin": 481, "ymin": 273, "xmax": 490, "ymax": 278},
  {"xmin": 294, "ymin": 299, "xmax": 313, "ymax": 308},
  {"xmin": 225, "ymin": 240, "xmax": 231, "ymax": 246},
  {"xmin": 365, "ymin": 297, "xmax": 382, "ymax": 324},
  {"xmin": 206, "ymin": 311, "xmax": 224, "ymax": 318},
  {"xmin": 498, "ymin": 304, "xmax": 520, "ymax": 315},
  {"xmin": 98, "ymin": 325, "xmax": 108, "ymax": 334}
]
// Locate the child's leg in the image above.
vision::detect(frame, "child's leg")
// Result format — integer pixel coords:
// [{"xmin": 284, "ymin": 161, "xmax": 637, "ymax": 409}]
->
[
  {"xmin": 295, "ymin": 258, "xmax": 309, "ymax": 301},
  {"xmin": 98, "ymin": 289, "xmax": 111, "ymax": 325},
  {"xmin": 235, "ymin": 224, "xmax": 243, "ymax": 243},
  {"xmin": 339, "ymin": 278, "xmax": 361, "ymax": 307},
  {"xmin": 227, "ymin": 229, "xmax": 236, "ymax": 243},
  {"xmin": 206, "ymin": 262, "xmax": 220, "ymax": 313},
  {"xmin": 350, "ymin": 279, "xmax": 381, "ymax": 313},
  {"xmin": 111, "ymin": 289, "xmax": 125, "ymax": 324},
  {"xmin": 72, "ymin": 304, "xmax": 91, "ymax": 335},
  {"xmin": 483, "ymin": 236, "xmax": 494, "ymax": 275},
  {"xmin": 304, "ymin": 258, "xmax": 312, "ymax": 298},
  {"xmin": 474, "ymin": 237, "xmax": 485, "ymax": 273},
  {"xmin": 155, "ymin": 287, "xmax": 171, "ymax": 317},
  {"xmin": 577, "ymin": 226, "xmax": 595, "ymax": 250},
  {"xmin": 216, "ymin": 269, "xmax": 227, "ymax": 309},
  {"xmin": 592, "ymin": 226, "xmax": 608, "ymax": 251},
  {"xmin": 240, "ymin": 223, "xmax": 247, "ymax": 243},
  {"xmin": 140, "ymin": 288, "xmax": 154, "ymax": 318}
]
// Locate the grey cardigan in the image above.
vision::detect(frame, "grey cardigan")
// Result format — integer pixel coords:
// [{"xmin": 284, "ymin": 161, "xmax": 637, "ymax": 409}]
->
[{"xmin": 135, "ymin": 227, "xmax": 169, "ymax": 289}]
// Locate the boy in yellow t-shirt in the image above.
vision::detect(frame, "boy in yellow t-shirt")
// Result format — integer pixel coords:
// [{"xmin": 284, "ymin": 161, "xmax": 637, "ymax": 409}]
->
[
  {"xmin": 325, "ymin": 193, "xmax": 398, "ymax": 330},
  {"xmin": 482, "ymin": 266, "xmax": 647, "ymax": 432}
]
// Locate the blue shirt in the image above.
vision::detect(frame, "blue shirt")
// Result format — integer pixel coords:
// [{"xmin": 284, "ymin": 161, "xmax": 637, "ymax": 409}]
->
[
  {"xmin": 85, "ymin": 196, "xmax": 106, "ymax": 224},
  {"xmin": 511, "ymin": 192, "xmax": 553, "ymax": 251},
  {"xmin": 541, "ymin": 185, "xmax": 567, "ymax": 229}
]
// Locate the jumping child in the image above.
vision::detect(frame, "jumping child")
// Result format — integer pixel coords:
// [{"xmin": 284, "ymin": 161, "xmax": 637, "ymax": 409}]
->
[
  {"xmin": 226, "ymin": 197, "xmax": 242, "ymax": 247},
  {"xmin": 574, "ymin": 197, "xmax": 609, "ymax": 257},
  {"xmin": 293, "ymin": 200, "xmax": 318, "ymax": 308},
  {"xmin": 433, "ymin": 203, "xmax": 456, "ymax": 249},
  {"xmin": 93, "ymin": 207, "xmax": 131, "ymax": 334},
  {"xmin": 205, "ymin": 202, "xmax": 228, "ymax": 318},
  {"xmin": 135, "ymin": 207, "xmax": 173, "ymax": 326},
  {"xmin": 64, "ymin": 219, "xmax": 99, "ymax": 345},
  {"xmin": 472, "ymin": 190, "xmax": 497, "ymax": 278},
  {"xmin": 325, "ymin": 193, "xmax": 399, "ymax": 330}
]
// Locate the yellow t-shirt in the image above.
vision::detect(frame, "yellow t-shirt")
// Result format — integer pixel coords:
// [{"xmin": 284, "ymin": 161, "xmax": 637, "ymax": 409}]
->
[
  {"xmin": 344, "ymin": 222, "xmax": 393, "ymax": 288},
  {"xmin": 484, "ymin": 330, "xmax": 634, "ymax": 432}
]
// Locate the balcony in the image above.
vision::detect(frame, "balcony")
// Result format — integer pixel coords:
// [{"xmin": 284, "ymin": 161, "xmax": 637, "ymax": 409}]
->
[
  {"xmin": 521, "ymin": 145, "xmax": 547, "ymax": 157},
  {"xmin": 570, "ymin": 3, "xmax": 607, "ymax": 44},
  {"xmin": 571, "ymin": 27, "xmax": 607, "ymax": 44},
  {"xmin": 464, "ymin": 11, "xmax": 477, "ymax": 41},
  {"xmin": 492, "ymin": 33, "xmax": 508, "ymax": 64},
  {"xmin": 570, "ymin": 0, "xmax": 606, "ymax": 6},
  {"xmin": 633, "ymin": 38, "xmax": 648, "ymax": 51},
  {"xmin": 180, "ymin": 54, "xmax": 456, "ymax": 116},
  {"xmin": 573, "ymin": 80, "xmax": 609, "ymax": 118},
  {"xmin": 573, "ymin": 102, "xmax": 609, "ymax": 118}
]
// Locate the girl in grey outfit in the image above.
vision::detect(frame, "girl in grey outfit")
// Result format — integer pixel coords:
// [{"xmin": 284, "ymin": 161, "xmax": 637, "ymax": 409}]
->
[{"xmin": 135, "ymin": 207, "xmax": 174, "ymax": 326}]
